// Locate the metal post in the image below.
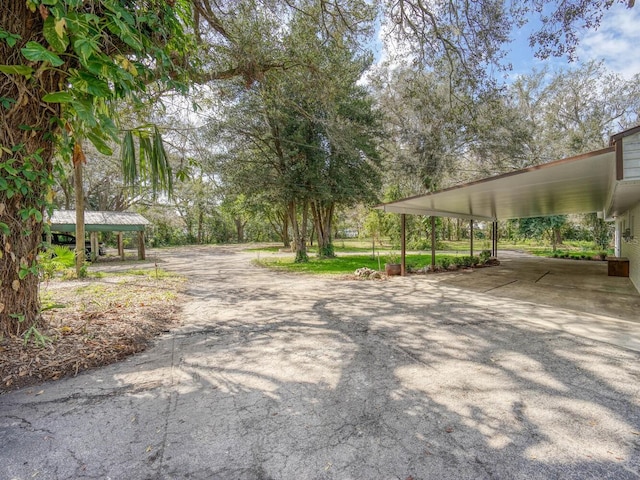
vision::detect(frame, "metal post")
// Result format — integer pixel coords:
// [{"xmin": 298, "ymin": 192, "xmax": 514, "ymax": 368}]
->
[
  {"xmin": 492, "ymin": 221, "xmax": 498, "ymax": 257},
  {"xmin": 401, "ymin": 214, "xmax": 406, "ymax": 276},
  {"xmin": 470, "ymin": 219, "xmax": 474, "ymax": 257},
  {"xmin": 431, "ymin": 216, "xmax": 436, "ymax": 269}
]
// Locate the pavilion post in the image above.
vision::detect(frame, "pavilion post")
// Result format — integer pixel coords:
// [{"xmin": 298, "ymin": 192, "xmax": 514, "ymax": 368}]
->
[
  {"xmin": 470, "ymin": 219, "xmax": 474, "ymax": 257},
  {"xmin": 431, "ymin": 216, "xmax": 436, "ymax": 269},
  {"xmin": 138, "ymin": 230, "xmax": 146, "ymax": 260},
  {"xmin": 90, "ymin": 231, "xmax": 98, "ymax": 262},
  {"xmin": 118, "ymin": 232, "xmax": 125, "ymax": 260}
]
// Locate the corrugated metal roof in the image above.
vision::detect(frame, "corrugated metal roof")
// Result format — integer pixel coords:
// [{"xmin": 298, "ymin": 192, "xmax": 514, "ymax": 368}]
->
[{"xmin": 48, "ymin": 210, "xmax": 150, "ymax": 232}]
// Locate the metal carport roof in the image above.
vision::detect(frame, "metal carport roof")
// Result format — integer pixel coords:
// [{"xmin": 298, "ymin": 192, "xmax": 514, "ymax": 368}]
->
[
  {"xmin": 377, "ymin": 146, "xmax": 640, "ymax": 221},
  {"xmin": 49, "ymin": 210, "xmax": 150, "ymax": 232}
]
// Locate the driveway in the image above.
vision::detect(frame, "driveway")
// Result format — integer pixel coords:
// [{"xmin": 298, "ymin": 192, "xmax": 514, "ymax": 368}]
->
[{"xmin": 1, "ymin": 246, "xmax": 639, "ymax": 479}]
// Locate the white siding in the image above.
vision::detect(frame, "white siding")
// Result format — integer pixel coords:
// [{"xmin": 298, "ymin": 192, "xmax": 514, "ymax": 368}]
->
[
  {"xmin": 623, "ymin": 133, "xmax": 640, "ymax": 180},
  {"xmin": 620, "ymin": 201, "xmax": 640, "ymax": 292}
]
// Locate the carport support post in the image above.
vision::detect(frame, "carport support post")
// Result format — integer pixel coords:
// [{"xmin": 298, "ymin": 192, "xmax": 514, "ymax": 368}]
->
[
  {"xmin": 470, "ymin": 219, "xmax": 474, "ymax": 257},
  {"xmin": 138, "ymin": 230, "xmax": 146, "ymax": 260},
  {"xmin": 401, "ymin": 214, "xmax": 406, "ymax": 276},
  {"xmin": 431, "ymin": 216, "xmax": 436, "ymax": 270},
  {"xmin": 492, "ymin": 221, "xmax": 498, "ymax": 257}
]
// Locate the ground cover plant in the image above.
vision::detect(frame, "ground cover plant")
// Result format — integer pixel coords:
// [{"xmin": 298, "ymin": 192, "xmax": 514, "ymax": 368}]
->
[{"xmin": 0, "ymin": 267, "xmax": 186, "ymax": 393}]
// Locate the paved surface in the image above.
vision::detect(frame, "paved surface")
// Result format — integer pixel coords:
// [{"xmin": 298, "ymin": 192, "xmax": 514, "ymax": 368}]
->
[{"xmin": 1, "ymin": 246, "xmax": 640, "ymax": 479}]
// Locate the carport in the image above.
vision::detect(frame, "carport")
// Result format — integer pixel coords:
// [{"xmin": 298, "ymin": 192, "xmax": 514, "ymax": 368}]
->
[
  {"xmin": 377, "ymin": 127, "xmax": 640, "ymax": 294},
  {"xmin": 49, "ymin": 210, "xmax": 151, "ymax": 260}
]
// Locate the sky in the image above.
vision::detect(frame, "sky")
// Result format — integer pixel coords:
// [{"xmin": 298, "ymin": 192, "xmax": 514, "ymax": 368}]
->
[
  {"xmin": 373, "ymin": 2, "xmax": 640, "ymax": 82},
  {"xmin": 505, "ymin": 2, "xmax": 640, "ymax": 79}
]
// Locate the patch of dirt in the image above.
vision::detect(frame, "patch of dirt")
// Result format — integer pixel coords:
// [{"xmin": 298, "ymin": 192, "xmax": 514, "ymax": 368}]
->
[{"xmin": 0, "ymin": 272, "xmax": 186, "ymax": 394}]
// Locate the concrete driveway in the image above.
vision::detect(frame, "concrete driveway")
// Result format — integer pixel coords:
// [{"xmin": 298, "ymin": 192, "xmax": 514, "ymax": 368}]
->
[{"xmin": 1, "ymin": 246, "xmax": 639, "ymax": 479}]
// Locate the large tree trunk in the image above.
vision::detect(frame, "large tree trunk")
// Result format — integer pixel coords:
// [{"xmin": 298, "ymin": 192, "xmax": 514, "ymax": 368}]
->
[
  {"xmin": 279, "ymin": 209, "xmax": 290, "ymax": 248},
  {"xmin": 311, "ymin": 201, "xmax": 335, "ymax": 258},
  {"xmin": 288, "ymin": 200, "xmax": 308, "ymax": 262},
  {"xmin": 0, "ymin": 2, "xmax": 63, "ymax": 336},
  {"xmin": 197, "ymin": 209, "xmax": 204, "ymax": 244},
  {"xmin": 234, "ymin": 217, "xmax": 246, "ymax": 243}
]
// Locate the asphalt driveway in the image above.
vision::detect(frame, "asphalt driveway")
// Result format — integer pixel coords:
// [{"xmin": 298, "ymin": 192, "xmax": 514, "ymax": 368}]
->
[{"xmin": 1, "ymin": 246, "xmax": 639, "ymax": 479}]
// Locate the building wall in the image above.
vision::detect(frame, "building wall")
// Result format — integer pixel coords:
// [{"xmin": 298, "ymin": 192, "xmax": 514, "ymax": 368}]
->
[{"xmin": 620, "ymin": 201, "xmax": 640, "ymax": 292}]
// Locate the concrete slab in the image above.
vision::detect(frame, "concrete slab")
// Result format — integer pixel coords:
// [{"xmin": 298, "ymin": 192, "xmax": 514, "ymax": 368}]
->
[
  {"xmin": 438, "ymin": 251, "xmax": 640, "ymax": 324},
  {"xmin": 1, "ymin": 246, "xmax": 639, "ymax": 480}
]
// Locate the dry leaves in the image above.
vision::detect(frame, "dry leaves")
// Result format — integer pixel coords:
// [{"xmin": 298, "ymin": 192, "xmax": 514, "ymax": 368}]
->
[{"xmin": 0, "ymin": 274, "xmax": 185, "ymax": 393}]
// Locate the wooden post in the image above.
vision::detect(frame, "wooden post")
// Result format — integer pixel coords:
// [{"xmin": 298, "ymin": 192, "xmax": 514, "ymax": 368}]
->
[
  {"xmin": 138, "ymin": 230, "xmax": 146, "ymax": 260},
  {"xmin": 401, "ymin": 214, "xmax": 406, "ymax": 276},
  {"xmin": 90, "ymin": 231, "xmax": 98, "ymax": 262},
  {"xmin": 118, "ymin": 232, "xmax": 125, "ymax": 260},
  {"xmin": 470, "ymin": 219, "xmax": 474, "ymax": 257},
  {"xmin": 431, "ymin": 216, "xmax": 436, "ymax": 270}
]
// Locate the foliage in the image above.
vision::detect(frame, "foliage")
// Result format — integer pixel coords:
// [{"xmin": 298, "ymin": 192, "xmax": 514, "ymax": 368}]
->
[
  {"xmin": 385, "ymin": 251, "xmax": 400, "ymax": 264},
  {"xmin": 39, "ymin": 245, "xmax": 75, "ymax": 280},
  {"xmin": 479, "ymin": 250, "xmax": 492, "ymax": 264},
  {"xmin": 516, "ymin": 215, "xmax": 567, "ymax": 251},
  {"xmin": 0, "ymin": 0, "xmax": 194, "ymax": 335}
]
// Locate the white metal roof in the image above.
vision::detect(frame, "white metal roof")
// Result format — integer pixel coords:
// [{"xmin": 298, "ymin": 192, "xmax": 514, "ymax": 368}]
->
[{"xmin": 378, "ymin": 146, "xmax": 640, "ymax": 221}]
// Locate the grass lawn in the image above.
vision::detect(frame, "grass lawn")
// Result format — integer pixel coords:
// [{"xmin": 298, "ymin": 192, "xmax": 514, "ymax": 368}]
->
[
  {"xmin": 254, "ymin": 253, "xmax": 458, "ymax": 275},
  {"xmin": 249, "ymin": 239, "xmax": 612, "ymax": 275}
]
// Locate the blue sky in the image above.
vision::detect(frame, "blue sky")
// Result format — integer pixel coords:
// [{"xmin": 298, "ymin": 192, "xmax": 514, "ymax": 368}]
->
[
  {"xmin": 374, "ymin": 3, "xmax": 640, "ymax": 81},
  {"xmin": 505, "ymin": 2, "xmax": 640, "ymax": 79}
]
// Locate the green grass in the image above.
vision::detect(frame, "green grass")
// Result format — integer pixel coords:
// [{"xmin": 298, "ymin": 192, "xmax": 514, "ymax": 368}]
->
[{"xmin": 254, "ymin": 253, "xmax": 458, "ymax": 275}]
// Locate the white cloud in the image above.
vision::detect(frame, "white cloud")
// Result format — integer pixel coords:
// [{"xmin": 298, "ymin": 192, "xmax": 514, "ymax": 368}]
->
[{"xmin": 577, "ymin": 3, "xmax": 640, "ymax": 78}]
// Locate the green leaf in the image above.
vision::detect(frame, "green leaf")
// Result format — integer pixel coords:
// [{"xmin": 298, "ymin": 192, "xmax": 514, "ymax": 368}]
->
[
  {"xmin": 42, "ymin": 91, "xmax": 74, "ymax": 103},
  {"xmin": 87, "ymin": 131, "xmax": 113, "ymax": 155},
  {"xmin": 97, "ymin": 114, "xmax": 119, "ymax": 142},
  {"xmin": 121, "ymin": 130, "xmax": 137, "ymax": 185},
  {"xmin": 43, "ymin": 16, "xmax": 69, "ymax": 53},
  {"xmin": 69, "ymin": 71, "xmax": 111, "ymax": 98},
  {"xmin": 41, "ymin": 0, "xmax": 59, "ymax": 5},
  {"xmin": 21, "ymin": 42, "xmax": 64, "ymax": 67},
  {"xmin": 73, "ymin": 38, "xmax": 98, "ymax": 63},
  {"xmin": 70, "ymin": 97, "xmax": 97, "ymax": 126},
  {"xmin": 0, "ymin": 65, "xmax": 34, "ymax": 78},
  {"xmin": 0, "ymin": 222, "xmax": 9, "ymax": 235},
  {"xmin": 64, "ymin": 12, "xmax": 89, "ymax": 37},
  {"xmin": 0, "ymin": 30, "xmax": 21, "ymax": 48},
  {"xmin": 0, "ymin": 97, "xmax": 16, "ymax": 109}
]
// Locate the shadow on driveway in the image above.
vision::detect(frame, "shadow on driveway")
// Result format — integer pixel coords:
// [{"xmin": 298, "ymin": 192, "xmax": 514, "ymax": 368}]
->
[{"xmin": 1, "ymin": 246, "xmax": 639, "ymax": 479}]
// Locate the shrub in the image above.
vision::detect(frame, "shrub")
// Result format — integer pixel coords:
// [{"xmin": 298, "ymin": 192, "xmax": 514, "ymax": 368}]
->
[
  {"xmin": 39, "ymin": 246, "xmax": 76, "ymax": 280},
  {"xmin": 479, "ymin": 250, "xmax": 492, "ymax": 263},
  {"xmin": 439, "ymin": 257, "xmax": 451, "ymax": 269}
]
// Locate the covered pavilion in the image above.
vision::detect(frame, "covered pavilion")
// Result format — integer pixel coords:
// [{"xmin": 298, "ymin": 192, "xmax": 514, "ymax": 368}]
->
[
  {"xmin": 49, "ymin": 210, "xmax": 151, "ymax": 260},
  {"xmin": 376, "ymin": 126, "xmax": 640, "ymax": 293}
]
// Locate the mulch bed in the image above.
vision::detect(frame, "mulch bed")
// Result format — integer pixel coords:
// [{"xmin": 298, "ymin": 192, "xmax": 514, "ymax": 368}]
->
[{"xmin": 0, "ymin": 274, "xmax": 186, "ymax": 394}]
